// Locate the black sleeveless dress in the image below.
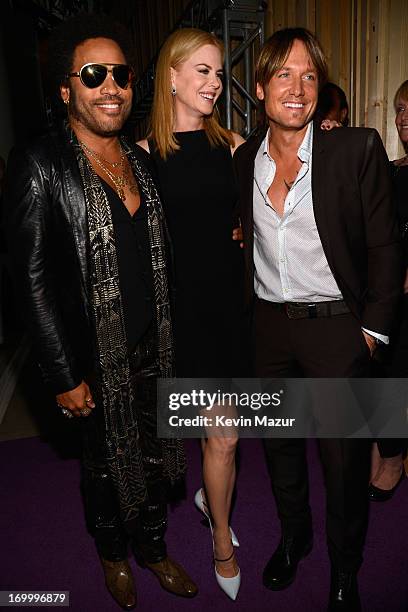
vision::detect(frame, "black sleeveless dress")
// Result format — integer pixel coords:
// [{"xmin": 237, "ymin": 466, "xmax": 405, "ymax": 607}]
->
[{"xmin": 149, "ymin": 130, "xmax": 247, "ymax": 377}]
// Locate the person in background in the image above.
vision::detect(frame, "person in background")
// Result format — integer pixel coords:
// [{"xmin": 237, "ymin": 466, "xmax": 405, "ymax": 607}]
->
[
  {"xmin": 321, "ymin": 82, "xmax": 407, "ymax": 501},
  {"xmin": 368, "ymin": 80, "xmax": 408, "ymax": 502},
  {"xmin": 317, "ymin": 81, "xmax": 349, "ymax": 126},
  {"xmin": 5, "ymin": 15, "xmax": 197, "ymax": 610},
  {"xmin": 138, "ymin": 28, "xmax": 247, "ymax": 601}
]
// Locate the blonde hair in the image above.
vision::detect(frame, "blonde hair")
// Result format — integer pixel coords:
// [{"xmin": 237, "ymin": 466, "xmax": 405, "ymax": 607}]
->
[
  {"xmin": 149, "ymin": 28, "xmax": 234, "ymax": 159},
  {"xmin": 394, "ymin": 80, "xmax": 408, "ymax": 110}
]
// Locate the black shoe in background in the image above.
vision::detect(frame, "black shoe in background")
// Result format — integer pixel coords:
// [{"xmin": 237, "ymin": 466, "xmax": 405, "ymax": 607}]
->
[{"xmin": 368, "ymin": 470, "xmax": 406, "ymax": 502}]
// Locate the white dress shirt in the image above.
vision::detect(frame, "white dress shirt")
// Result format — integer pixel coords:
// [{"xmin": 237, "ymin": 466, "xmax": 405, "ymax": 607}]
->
[{"xmin": 252, "ymin": 122, "xmax": 388, "ymax": 344}]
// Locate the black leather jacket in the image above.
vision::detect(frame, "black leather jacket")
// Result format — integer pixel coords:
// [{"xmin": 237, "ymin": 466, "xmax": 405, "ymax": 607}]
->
[{"xmin": 5, "ymin": 124, "xmax": 159, "ymax": 394}]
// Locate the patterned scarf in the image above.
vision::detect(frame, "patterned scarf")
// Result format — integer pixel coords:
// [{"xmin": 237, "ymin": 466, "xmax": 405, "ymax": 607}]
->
[{"xmin": 74, "ymin": 133, "xmax": 185, "ymax": 522}]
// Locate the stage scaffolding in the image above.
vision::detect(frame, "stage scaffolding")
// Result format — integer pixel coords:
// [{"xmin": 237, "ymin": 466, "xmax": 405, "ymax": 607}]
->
[{"xmin": 133, "ymin": 1, "xmax": 266, "ymax": 136}]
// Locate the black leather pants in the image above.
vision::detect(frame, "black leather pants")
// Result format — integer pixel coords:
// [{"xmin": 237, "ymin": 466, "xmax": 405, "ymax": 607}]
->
[{"xmin": 80, "ymin": 328, "xmax": 168, "ymax": 563}]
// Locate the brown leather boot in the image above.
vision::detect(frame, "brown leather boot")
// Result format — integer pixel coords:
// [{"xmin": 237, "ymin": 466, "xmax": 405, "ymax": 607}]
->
[
  {"xmin": 144, "ymin": 556, "xmax": 198, "ymax": 597},
  {"xmin": 100, "ymin": 557, "xmax": 137, "ymax": 610}
]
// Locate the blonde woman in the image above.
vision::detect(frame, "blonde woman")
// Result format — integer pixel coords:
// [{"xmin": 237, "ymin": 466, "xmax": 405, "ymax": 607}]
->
[{"xmin": 138, "ymin": 28, "xmax": 246, "ymax": 600}]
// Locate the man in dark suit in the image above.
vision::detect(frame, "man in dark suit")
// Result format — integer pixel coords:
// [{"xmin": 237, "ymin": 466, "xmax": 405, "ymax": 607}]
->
[{"xmin": 234, "ymin": 28, "xmax": 401, "ymax": 611}]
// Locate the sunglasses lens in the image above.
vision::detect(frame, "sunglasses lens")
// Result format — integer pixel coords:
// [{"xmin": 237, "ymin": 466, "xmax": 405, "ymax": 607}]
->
[
  {"xmin": 81, "ymin": 64, "xmax": 108, "ymax": 88},
  {"xmin": 113, "ymin": 65, "xmax": 132, "ymax": 89}
]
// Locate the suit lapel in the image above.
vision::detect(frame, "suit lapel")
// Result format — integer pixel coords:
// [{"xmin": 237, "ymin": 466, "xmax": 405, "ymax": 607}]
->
[
  {"xmin": 236, "ymin": 130, "xmax": 266, "ymax": 307},
  {"xmin": 238, "ymin": 130, "xmax": 266, "ymax": 254},
  {"xmin": 311, "ymin": 121, "xmax": 335, "ymax": 274}
]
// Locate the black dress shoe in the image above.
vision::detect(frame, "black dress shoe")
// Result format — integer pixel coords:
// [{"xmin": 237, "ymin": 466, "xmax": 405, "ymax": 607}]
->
[
  {"xmin": 328, "ymin": 569, "xmax": 361, "ymax": 611},
  {"xmin": 262, "ymin": 532, "xmax": 313, "ymax": 590},
  {"xmin": 100, "ymin": 557, "xmax": 137, "ymax": 610},
  {"xmin": 368, "ymin": 470, "xmax": 406, "ymax": 502}
]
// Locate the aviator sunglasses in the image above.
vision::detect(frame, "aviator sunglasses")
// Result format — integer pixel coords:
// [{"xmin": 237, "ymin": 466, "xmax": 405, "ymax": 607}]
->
[{"xmin": 66, "ymin": 63, "xmax": 134, "ymax": 89}]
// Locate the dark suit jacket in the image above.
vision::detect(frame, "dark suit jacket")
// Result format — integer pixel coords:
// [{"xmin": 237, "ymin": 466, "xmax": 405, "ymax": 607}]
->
[{"xmin": 233, "ymin": 119, "xmax": 402, "ymax": 336}]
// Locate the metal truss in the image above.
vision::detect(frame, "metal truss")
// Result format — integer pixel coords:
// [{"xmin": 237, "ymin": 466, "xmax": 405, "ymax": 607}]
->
[
  {"xmin": 217, "ymin": 1, "xmax": 266, "ymax": 135},
  {"xmin": 133, "ymin": 0, "xmax": 266, "ymax": 136},
  {"xmin": 8, "ymin": 0, "xmax": 265, "ymax": 135},
  {"xmin": 132, "ymin": 0, "xmax": 212, "ymax": 122}
]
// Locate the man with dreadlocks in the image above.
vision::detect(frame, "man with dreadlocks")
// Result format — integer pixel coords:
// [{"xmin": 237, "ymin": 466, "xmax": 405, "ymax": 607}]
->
[{"xmin": 5, "ymin": 14, "xmax": 197, "ymax": 610}]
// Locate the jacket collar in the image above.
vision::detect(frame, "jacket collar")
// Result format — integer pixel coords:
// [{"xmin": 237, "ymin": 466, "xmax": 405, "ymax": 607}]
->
[
  {"xmin": 312, "ymin": 116, "xmax": 325, "ymax": 154},
  {"xmin": 311, "ymin": 117, "xmax": 333, "ymax": 274}
]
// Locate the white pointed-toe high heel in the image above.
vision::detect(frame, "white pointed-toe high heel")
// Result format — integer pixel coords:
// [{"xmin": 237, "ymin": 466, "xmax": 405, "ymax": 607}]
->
[
  {"xmin": 194, "ymin": 489, "xmax": 241, "ymax": 600},
  {"xmin": 194, "ymin": 488, "xmax": 239, "ymax": 547},
  {"xmin": 214, "ymin": 548, "xmax": 241, "ymax": 601}
]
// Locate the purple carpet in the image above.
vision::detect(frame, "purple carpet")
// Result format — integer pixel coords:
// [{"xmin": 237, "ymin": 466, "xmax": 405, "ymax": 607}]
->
[{"xmin": 0, "ymin": 437, "xmax": 407, "ymax": 612}]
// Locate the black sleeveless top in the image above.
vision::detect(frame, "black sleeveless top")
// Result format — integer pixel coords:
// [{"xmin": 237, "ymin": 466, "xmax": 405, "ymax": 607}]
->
[{"xmin": 149, "ymin": 130, "xmax": 247, "ymax": 377}]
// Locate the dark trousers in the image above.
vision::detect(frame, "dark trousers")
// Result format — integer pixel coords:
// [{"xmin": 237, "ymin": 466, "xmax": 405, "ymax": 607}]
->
[
  {"xmin": 377, "ymin": 438, "xmax": 406, "ymax": 458},
  {"xmin": 374, "ymin": 295, "xmax": 408, "ymax": 459},
  {"xmin": 254, "ymin": 299, "xmax": 371, "ymax": 572},
  {"xmin": 80, "ymin": 329, "xmax": 167, "ymax": 564}
]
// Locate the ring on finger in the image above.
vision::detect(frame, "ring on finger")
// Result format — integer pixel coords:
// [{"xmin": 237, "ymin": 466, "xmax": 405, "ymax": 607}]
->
[
  {"xmin": 81, "ymin": 407, "xmax": 92, "ymax": 417},
  {"xmin": 61, "ymin": 407, "xmax": 74, "ymax": 419}
]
